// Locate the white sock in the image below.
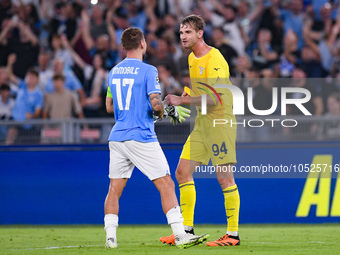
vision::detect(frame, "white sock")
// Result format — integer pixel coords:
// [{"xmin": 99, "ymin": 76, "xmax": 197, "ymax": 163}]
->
[
  {"xmin": 104, "ymin": 214, "xmax": 118, "ymax": 240},
  {"xmin": 166, "ymin": 206, "xmax": 185, "ymax": 239},
  {"xmin": 184, "ymin": 225, "xmax": 193, "ymax": 232},
  {"xmin": 227, "ymin": 231, "xmax": 238, "ymax": 236}
]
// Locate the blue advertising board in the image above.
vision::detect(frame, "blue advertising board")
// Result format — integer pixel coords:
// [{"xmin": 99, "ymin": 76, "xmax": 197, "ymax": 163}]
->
[{"xmin": 0, "ymin": 142, "xmax": 339, "ymax": 224}]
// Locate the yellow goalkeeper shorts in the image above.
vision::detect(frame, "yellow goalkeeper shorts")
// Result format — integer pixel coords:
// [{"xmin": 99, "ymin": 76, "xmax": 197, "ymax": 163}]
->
[{"xmin": 180, "ymin": 116, "xmax": 237, "ymax": 166}]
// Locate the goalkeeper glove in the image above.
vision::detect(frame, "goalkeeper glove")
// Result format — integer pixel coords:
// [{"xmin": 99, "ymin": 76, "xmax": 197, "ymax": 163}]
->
[{"xmin": 164, "ymin": 103, "xmax": 191, "ymax": 125}]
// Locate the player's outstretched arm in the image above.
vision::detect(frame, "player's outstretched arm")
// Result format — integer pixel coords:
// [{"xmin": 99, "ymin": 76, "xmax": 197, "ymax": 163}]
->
[
  {"xmin": 165, "ymin": 93, "xmax": 218, "ymax": 106},
  {"xmin": 150, "ymin": 93, "xmax": 164, "ymax": 120}
]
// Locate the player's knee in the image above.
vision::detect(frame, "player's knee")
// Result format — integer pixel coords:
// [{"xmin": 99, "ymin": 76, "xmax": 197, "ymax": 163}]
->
[
  {"xmin": 217, "ymin": 177, "xmax": 235, "ymax": 189},
  {"xmin": 175, "ymin": 168, "xmax": 187, "ymax": 183},
  {"xmin": 154, "ymin": 175, "xmax": 175, "ymax": 193},
  {"xmin": 109, "ymin": 182, "xmax": 126, "ymax": 196},
  {"xmin": 163, "ymin": 175, "xmax": 175, "ymax": 190}
]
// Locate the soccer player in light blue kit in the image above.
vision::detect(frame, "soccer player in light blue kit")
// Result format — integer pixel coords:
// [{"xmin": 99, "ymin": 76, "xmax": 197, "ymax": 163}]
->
[{"xmin": 103, "ymin": 27, "xmax": 208, "ymax": 249}]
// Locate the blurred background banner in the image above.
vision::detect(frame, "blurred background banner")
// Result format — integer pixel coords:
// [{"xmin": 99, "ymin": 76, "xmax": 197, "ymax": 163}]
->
[{"xmin": 1, "ymin": 143, "xmax": 339, "ymax": 225}]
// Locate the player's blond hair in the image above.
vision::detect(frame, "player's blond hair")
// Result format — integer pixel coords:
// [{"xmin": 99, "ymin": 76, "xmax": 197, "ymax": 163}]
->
[{"xmin": 180, "ymin": 14, "xmax": 205, "ymax": 32}]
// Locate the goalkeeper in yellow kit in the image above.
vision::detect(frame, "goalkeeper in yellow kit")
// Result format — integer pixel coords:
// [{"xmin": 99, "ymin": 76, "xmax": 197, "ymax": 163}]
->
[{"xmin": 160, "ymin": 14, "xmax": 240, "ymax": 247}]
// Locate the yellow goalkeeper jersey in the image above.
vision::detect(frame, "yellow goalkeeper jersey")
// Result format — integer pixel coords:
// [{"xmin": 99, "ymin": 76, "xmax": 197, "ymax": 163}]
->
[{"xmin": 188, "ymin": 47, "xmax": 236, "ymax": 126}]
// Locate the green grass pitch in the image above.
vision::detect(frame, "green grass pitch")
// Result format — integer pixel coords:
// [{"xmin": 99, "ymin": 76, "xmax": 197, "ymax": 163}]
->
[{"xmin": 1, "ymin": 224, "xmax": 340, "ymax": 255}]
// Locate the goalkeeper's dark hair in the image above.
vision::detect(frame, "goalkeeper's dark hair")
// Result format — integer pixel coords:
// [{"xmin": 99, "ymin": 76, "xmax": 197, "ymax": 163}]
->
[
  {"xmin": 180, "ymin": 14, "xmax": 205, "ymax": 32},
  {"xmin": 121, "ymin": 27, "xmax": 144, "ymax": 51}
]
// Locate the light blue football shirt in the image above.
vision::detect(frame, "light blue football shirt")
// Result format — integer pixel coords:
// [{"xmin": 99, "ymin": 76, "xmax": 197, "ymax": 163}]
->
[
  {"xmin": 12, "ymin": 79, "xmax": 44, "ymax": 121},
  {"xmin": 107, "ymin": 58, "xmax": 161, "ymax": 143}
]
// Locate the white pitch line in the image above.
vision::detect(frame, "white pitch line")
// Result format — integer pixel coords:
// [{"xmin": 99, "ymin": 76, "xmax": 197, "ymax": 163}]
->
[
  {"xmin": 11, "ymin": 245, "xmax": 102, "ymax": 251},
  {"xmin": 11, "ymin": 243, "xmax": 157, "ymax": 251}
]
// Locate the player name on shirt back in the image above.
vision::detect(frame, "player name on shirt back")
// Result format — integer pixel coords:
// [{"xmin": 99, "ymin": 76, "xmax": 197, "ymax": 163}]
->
[{"xmin": 112, "ymin": 66, "xmax": 139, "ymax": 75}]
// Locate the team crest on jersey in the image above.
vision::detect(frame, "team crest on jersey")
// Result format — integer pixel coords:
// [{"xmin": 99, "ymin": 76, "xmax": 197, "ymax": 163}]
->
[
  {"xmin": 156, "ymin": 76, "xmax": 159, "ymax": 83},
  {"xmin": 199, "ymin": 66, "xmax": 205, "ymax": 75}
]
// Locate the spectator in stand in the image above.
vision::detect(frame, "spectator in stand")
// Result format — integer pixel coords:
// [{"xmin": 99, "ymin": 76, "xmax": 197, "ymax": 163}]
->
[
  {"xmin": 6, "ymin": 54, "xmax": 43, "ymax": 121},
  {"xmin": 0, "ymin": 18, "xmax": 12, "ymax": 66},
  {"xmin": 0, "ymin": 83, "xmax": 13, "ymax": 116},
  {"xmin": 279, "ymin": 29, "xmax": 301, "ymax": 78},
  {"xmin": 36, "ymin": 51, "xmax": 53, "ymax": 92},
  {"xmin": 179, "ymin": 70, "xmax": 191, "ymax": 90},
  {"xmin": 152, "ymin": 0, "xmax": 174, "ymax": 18},
  {"xmin": 49, "ymin": 2, "xmax": 79, "ymax": 42},
  {"xmin": 242, "ymin": 67, "xmax": 273, "ymax": 141},
  {"xmin": 281, "ymin": 0, "xmax": 305, "ymax": 50},
  {"xmin": 6, "ymin": 54, "xmax": 43, "ymax": 144},
  {"xmin": 302, "ymin": 16, "xmax": 339, "ymax": 79},
  {"xmin": 247, "ymin": 29, "xmax": 278, "ymax": 72},
  {"xmin": 0, "ymin": 83, "xmax": 15, "ymax": 142},
  {"xmin": 126, "ymin": 0, "xmax": 148, "ymax": 33},
  {"xmin": 89, "ymin": 4, "xmax": 108, "ymax": 40},
  {"xmin": 244, "ymin": 67, "xmax": 274, "ymax": 115},
  {"xmin": 148, "ymin": 37, "xmax": 177, "ymax": 77},
  {"xmin": 157, "ymin": 64, "xmax": 182, "ymax": 100},
  {"xmin": 311, "ymin": 0, "xmax": 338, "ymax": 22},
  {"xmin": 309, "ymin": 3, "xmax": 333, "ymax": 43},
  {"xmin": 319, "ymin": 92, "xmax": 340, "ymax": 139},
  {"xmin": 234, "ymin": 55, "xmax": 251, "ymax": 81},
  {"xmin": 176, "ymin": 45, "xmax": 191, "ymax": 76},
  {"xmin": 287, "ymin": 67, "xmax": 323, "ymax": 116},
  {"xmin": 112, "ymin": 8, "xmax": 131, "ymax": 47},
  {"xmin": 156, "ymin": 14, "xmax": 179, "ymax": 39},
  {"xmin": 81, "ymin": 9, "xmax": 118, "ymax": 70},
  {"xmin": 286, "ymin": 67, "xmax": 323, "ymax": 137},
  {"xmin": 318, "ymin": 19, "xmax": 340, "ymax": 77},
  {"xmin": 50, "ymin": 34, "xmax": 74, "ymax": 68},
  {"xmin": 0, "ymin": 16, "xmax": 39, "ymax": 79},
  {"xmin": 210, "ymin": 26, "xmax": 238, "ymax": 77},
  {"xmin": 198, "ymin": 0, "xmax": 247, "ymax": 56},
  {"xmin": 256, "ymin": 0, "xmax": 284, "ymax": 53},
  {"xmin": 43, "ymin": 74, "xmax": 84, "ymax": 120},
  {"xmin": 18, "ymin": 3, "xmax": 40, "ymax": 36},
  {"xmin": 44, "ymin": 59, "xmax": 86, "ymax": 106},
  {"xmin": 236, "ymin": 0, "xmax": 264, "ymax": 42},
  {"xmin": 61, "ymin": 35, "xmax": 107, "ymax": 118},
  {"xmin": 0, "ymin": 0, "xmax": 12, "ymax": 28},
  {"xmin": 0, "ymin": 66, "xmax": 9, "ymax": 86}
]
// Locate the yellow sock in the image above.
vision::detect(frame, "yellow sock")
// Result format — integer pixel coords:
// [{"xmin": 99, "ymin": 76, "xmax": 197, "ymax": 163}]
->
[
  {"xmin": 179, "ymin": 181, "xmax": 196, "ymax": 227},
  {"xmin": 223, "ymin": 184, "xmax": 240, "ymax": 233}
]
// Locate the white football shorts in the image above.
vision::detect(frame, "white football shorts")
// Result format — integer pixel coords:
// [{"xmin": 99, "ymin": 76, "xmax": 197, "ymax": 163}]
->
[{"xmin": 108, "ymin": 140, "xmax": 170, "ymax": 180}]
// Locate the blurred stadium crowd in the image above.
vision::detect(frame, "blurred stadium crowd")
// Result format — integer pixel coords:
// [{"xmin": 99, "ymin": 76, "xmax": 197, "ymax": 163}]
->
[{"xmin": 1, "ymin": 0, "xmax": 340, "ymax": 144}]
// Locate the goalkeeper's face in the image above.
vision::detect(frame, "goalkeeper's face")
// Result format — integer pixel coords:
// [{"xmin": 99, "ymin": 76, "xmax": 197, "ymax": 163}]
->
[{"xmin": 180, "ymin": 24, "xmax": 202, "ymax": 50}]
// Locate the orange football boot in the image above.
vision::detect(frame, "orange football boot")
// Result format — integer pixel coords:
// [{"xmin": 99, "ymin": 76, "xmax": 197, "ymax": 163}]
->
[
  {"xmin": 160, "ymin": 234, "xmax": 175, "ymax": 245},
  {"xmin": 206, "ymin": 234, "xmax": 240, "ymax": 246}
]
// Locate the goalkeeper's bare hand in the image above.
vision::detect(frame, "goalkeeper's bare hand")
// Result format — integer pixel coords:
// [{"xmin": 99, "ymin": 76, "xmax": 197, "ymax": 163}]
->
[{"xmin": 165, "ymin": 94, "xmax": 182, "ymax": 106}]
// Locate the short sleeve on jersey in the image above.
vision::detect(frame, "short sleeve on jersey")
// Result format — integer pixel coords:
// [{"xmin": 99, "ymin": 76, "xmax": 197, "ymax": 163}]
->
[
  {"xmin": 207, "ymin": 61, "xmax": 229, "ymax": 80},
  {"xmin": 145, "ymin": 66, "xmax": 161, "ymax": 95}
]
